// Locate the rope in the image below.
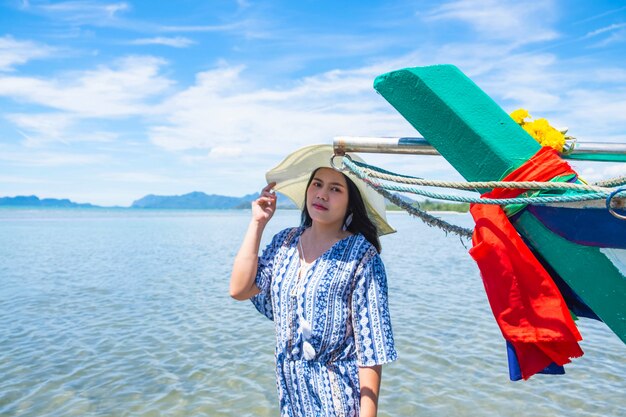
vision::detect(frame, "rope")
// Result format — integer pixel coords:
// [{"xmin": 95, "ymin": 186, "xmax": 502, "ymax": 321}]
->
[
  {"xmin": 375, "ymin": 182, "xmax": 607, "ymax": 205},
  {"xmin": 594, "ymin": 176, "xmax": 626, "ymax": 188},
  {"xmin": 349, "ymin": 159, "xmax": 609, "ymax": 193},
  {"xmin": 375, "ymin": 186, "xmax": 473, "ymax": 239},
  {"xmin": 343, "ymin": 158, "xmax": 611, "ymax": 205},
  {"xmin": 340, "ymin": 156, "xmax": 626, "ymax": 237}
]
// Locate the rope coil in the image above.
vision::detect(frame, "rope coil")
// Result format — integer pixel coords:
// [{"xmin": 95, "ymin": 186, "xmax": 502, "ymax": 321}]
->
[
  {"xmin": 349, "ymin": 159, "xmax": 612, "ymax": 193},
  {"xmin": 337, "ymin": 156, "xmax": 626, "ymax": 237},
  {"xmin": 343, "ymin": 158, "xmax": 610, "ymax": 205}
]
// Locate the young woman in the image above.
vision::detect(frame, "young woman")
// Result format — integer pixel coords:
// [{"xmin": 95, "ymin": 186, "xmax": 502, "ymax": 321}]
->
[{"xmin": 230, "ymin": 145, "xmax": 397, "ymax": 417}]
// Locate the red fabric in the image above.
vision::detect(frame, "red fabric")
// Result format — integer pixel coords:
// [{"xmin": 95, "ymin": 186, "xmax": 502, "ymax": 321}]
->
[{"xmin": 469, "ymin": 147, "xmax": 583, "ymax": 380}]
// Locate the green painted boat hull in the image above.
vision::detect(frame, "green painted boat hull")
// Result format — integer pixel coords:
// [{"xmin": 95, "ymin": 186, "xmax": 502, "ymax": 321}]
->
[{"xmin": 374, "ymin": 64, "xmax": 626, "ymax": 344}]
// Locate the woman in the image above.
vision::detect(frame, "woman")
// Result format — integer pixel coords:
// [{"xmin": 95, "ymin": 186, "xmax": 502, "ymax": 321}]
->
[{"xmin": 230, "ymin": 145, "xmax": 397, "ymax": 417}]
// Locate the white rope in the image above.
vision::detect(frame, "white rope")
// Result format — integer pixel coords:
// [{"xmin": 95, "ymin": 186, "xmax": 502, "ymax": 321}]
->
[{"xmin": 356, "ymin": 164, "xmax": 609, "ymax": 192}]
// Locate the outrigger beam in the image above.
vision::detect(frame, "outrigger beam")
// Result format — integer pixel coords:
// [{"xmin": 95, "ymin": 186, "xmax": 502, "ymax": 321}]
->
[
  {"xmin": 334, "ymin": 136, "xmax": 626, "ymax": 163},
  {"xmin": 372, "ymin": 64, "xmax": 626, "ymax": 344}
]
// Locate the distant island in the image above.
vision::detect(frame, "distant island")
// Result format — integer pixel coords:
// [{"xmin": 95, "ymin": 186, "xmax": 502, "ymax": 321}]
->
[
  {"xmin": 131, "ymin": 191, "xmax": 259, "ymax": 209},
  {"xmin": 129, "ymin": 191, "xmax": 299, "ymax": 209},
  {"xmin": 0, "ymin": 192, "xmax": 297, "ymax": 210},
  {"xmin": 0, "ymin": 195, "xmax": 98, "ymax": 208},
  {"xmin": 0, "ymin": 193, "xmax": 468, "ymax": 212}
]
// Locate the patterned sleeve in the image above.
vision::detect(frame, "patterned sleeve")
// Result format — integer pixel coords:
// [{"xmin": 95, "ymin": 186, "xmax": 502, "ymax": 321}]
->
[
  {"xmin": 351, "ymin": 251, "xmax": 398, "ymax": 367},
  {"xmin": 250, "ymin": 228, "xmax": 289, "ymax": 321}
]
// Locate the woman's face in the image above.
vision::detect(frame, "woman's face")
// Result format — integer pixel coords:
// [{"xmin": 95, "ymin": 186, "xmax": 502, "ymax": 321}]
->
[{"xmin": 306, "ymin": 168, "xmax": 349, "ymax": 229}]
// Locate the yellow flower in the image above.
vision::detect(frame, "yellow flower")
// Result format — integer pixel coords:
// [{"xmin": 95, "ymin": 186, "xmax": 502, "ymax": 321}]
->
[
  {"xmin": 510, "ymin": 109, "xmax": 566, "ymax": 152},
  {"xmin": 522, "ymin": 123, "xmax": 538, "ymax": 139},
  {"xmin": 543, "ymin": 129, "xmax": 566, "ymax": 152},
  {"xmin": 510, "ymin": 109, "xmax": 530, "ymax": 124}
]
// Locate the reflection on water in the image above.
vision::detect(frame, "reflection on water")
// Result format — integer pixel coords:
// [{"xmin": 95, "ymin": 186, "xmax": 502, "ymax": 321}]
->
[{"xmin": 0, "ymin": 209, "xmax": 624, "ymax": 417}]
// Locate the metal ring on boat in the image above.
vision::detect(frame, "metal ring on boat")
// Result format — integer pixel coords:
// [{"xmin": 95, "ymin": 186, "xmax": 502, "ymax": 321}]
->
[
  {"xmin": 330, "ymin": 153, "xmax": 352, "ymax": 172},
  {"xmin": 606, "ymin": 186, "xmax": 626, "ymax": 220}
]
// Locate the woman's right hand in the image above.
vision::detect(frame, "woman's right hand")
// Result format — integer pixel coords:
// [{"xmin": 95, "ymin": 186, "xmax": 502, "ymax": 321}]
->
[
  {"xmin": 231, "ymin": 182, "xmax": 276, "ymax": 301},
  {"xmin": 251, "ymin": 182, "xmax": 277, "ymax": 225}
]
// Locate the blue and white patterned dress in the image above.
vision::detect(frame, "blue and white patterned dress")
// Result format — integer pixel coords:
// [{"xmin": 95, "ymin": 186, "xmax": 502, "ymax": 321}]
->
[{"xmin": 251, "ymin": 226, "xmax": 397, "ymax": 417}]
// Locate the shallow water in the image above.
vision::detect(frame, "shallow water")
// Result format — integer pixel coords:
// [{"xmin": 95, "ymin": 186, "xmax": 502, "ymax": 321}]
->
[{"xmin": 0, "ymin": 209, "xmax": 624, "ymax": 416}]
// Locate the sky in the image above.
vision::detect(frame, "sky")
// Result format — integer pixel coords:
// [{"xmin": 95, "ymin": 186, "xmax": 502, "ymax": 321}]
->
[{"xmin": 1, "ymin": 0, "xmax": 626, "ymax": 206}]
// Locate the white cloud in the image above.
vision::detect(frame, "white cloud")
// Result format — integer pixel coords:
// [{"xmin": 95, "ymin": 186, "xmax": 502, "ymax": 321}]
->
[
  {"xmin": 0, "ymin": 150, "xmax": 107, "ymax": 167},
  {"xmin": 148, "ymin": 64, "xmax": 410, "ymax": 158},
  {"xmin": 591, "ymin": 30, "xmax": 626, "ymax": 48},
  {"xmin": 582, "ymin": 22, "xmax": 626, "ymax": 48},
  {"xmin": 209, "ymin": 146, "xmax": 243, "ymax": 157},
  {"xmin": 560, "ymin": 89, "xmax": 626, "ymax": 135},
  {"xmin": 4, "ymin": 112, "xmax": 118, "ymax": 146},
  {"xmin": 6, "ymin": 113, "xmax": 74, "ymax": 141},
  {"xmin": 426, "ymin": 0, "xmax": 559, "ymax": 45},
  {"xmin": 584, "ymin": 23, "xmax": 626, "ymax": 38},
  {"xmin": 144, "ymin": 39, "xmax": 626, "ymax": 176},
  {"xmin": 18, "ymin": 129, "xmax": 119, "ymax": 147},
  {"xmin": 99, "ymin": 172, "xmax": 175, "ymax": 183},
  {"xmin": 3, "ymin": 1, "xmax": 624, "ymax": 204},
  {"xmin": 4, "ymin": 34, "xmax": 623, "ymax": 193},
  {"xmin": 592, "ymin": 68, "xmax": 626, "ymax": 83},
  {"xmin": 575, "ymin": 5, "xmax": 626, "ymax": 24},
  {"xmin": 160, "ymin": 22, "xmax": 246, "ymax": 33},
  {"xmin": 575, "ymin": 163, "xmax": 626, "ymax": 184},
  {"xmin": 433, "ymin": 47, "xmax": 626, "ymax": 142},
  {"xmin": 0, "ymin": 55, "xmax": 172, "ymax": 117},
  {"xmin": 33, "ymin": 1, "xmax": 130, "ymax": 26},
  {"xmin": 18, "ymin": 1, "xmax": 256, "ymax": 40},
  {"xmin": 0, "ymin": 175, "xmax": 44, "ymax": 184},
  {"xmin": 0, "ymin": 35, "xmax": 56, "ymax": 71},
  {"xmin": 130, "ymin": 36, "xmax": 195, "ymax": 48},
  {"xmin": 604, "ymin": 164, "xmax": 626, "ymax": 177}
]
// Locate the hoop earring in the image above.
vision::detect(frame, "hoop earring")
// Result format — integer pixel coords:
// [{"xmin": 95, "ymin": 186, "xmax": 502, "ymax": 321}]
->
[{"xmin": 342, "ymin": 212, "xmax": 353, "ymax": 231}]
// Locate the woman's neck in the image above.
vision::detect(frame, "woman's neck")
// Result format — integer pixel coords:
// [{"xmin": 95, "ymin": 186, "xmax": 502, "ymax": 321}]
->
[{"xmin": 307, "ymin": 221, "xmax": 342, "ymax": 240}]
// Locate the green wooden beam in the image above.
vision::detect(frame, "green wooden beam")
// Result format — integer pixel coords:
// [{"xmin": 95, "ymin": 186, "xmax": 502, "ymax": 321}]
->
[
  {"xmin": 514, "ymin": 211, "xmax": 626, "ymax": 343},
  {"xmin": 373, "ymin": 65, "xmax": 540, "ymax": 182},
  {"xmin": 374, "ymin": 64, "xmax": 626, "ymax": 344}
]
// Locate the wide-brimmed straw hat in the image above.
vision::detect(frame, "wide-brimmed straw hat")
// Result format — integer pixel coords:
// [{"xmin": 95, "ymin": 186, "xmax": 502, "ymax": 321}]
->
[{"xmin": 265, "ymin": 144, "xmax": 395, "ymax": 235}]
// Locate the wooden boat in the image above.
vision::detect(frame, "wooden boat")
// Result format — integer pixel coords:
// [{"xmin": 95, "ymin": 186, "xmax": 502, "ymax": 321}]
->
[{"xmin": 332, "ymin": 65, "xmax": 626, "ymax": 378}]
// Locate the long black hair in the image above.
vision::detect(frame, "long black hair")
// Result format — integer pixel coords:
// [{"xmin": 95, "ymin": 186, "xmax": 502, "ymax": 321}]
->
[{"xmin": 300, "ymin": 168, "xmax": 381, "ymax": 253}]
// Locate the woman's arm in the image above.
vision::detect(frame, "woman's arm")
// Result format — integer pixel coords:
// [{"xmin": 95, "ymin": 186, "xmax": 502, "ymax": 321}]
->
[
  {"xmin": 359, "ymin": 365, "xmax": 382, "ymax": 417},
  {"xmin": 229, "ymin": 182, "xmax": 277, "ymax": 301}
]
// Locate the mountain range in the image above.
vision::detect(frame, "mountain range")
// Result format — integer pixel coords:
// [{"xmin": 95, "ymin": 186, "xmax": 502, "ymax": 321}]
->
[
  {"xmin": 0, "ymin": 193, "xmax": 469, "ymax": 212},
  {"xmin": 0, "ymin": 192, "xmax": 298, "ymax": 210},
  {"xmin": 130, "ymin": 191, "xmax": 259, "ymax": 209},
  {"xmin": 0, "ymin": 195, "xmax": 98, "ymax": 208}
]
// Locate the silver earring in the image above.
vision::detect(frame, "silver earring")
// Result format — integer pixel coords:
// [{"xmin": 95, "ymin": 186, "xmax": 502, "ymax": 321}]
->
[{"xmin": 342, "ymin": 212, "xmax": 353, "ymax": 231}]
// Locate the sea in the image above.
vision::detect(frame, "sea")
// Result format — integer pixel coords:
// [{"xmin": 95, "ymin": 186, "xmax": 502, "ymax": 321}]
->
[{"xmin": 0, "ymin": 208, "xmax": 624, "ymax": 417}]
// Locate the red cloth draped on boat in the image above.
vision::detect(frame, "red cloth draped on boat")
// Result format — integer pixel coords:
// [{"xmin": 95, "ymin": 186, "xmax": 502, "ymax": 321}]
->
[{"xmin": 469, "ymin": 147, "xmax": 583, "ymax": 380}]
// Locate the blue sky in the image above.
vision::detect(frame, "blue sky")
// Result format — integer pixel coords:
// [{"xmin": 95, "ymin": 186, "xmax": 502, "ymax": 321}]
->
[{"xmin": 1, "ymin": 0, "xmax": 626, "ymax": 206}]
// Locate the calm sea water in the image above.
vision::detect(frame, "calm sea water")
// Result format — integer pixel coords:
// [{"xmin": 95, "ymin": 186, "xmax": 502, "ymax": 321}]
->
[{"xmin": 0, "ymin": 208, "xmax": 624, "ymax": 417}]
